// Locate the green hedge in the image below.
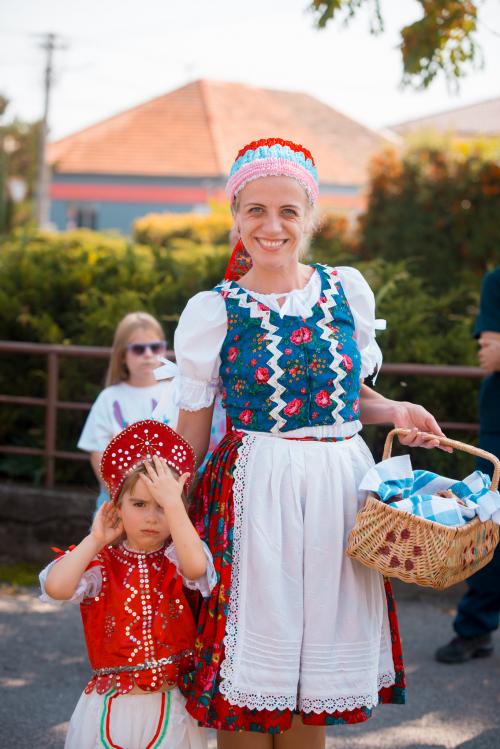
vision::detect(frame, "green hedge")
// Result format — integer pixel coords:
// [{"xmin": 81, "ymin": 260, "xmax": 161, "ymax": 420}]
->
[{"xmin": 134, "ymin": 207, "xmax": 233, "ymax": 247}]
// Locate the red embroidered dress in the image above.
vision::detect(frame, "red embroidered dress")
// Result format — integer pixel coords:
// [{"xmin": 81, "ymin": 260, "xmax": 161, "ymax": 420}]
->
[{"xmin": 79, "ymin": 543, "xmax": 197, "ymax": 695}]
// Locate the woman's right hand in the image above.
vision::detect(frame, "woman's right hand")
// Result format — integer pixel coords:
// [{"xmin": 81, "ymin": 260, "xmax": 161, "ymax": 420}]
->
[{"xmin": 90, "ymin": 501, "xmax": 124, "ymax": 548}]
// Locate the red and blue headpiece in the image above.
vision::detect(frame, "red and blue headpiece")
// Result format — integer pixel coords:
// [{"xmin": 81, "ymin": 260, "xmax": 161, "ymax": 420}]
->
[{"xmin": 225, "ymin": 138, "xmax": 319, "ymax": 205}]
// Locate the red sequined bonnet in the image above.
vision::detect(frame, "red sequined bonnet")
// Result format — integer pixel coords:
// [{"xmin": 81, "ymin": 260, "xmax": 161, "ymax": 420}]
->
[{"xmin": 100, "ymin": 419, "xmax": 195, "ymax": 503}]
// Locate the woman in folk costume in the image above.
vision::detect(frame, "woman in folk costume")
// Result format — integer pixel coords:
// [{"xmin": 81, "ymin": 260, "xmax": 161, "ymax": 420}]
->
[{"xmin": 173, "ymin": 138, "xmax": 446, "ymax": 748}]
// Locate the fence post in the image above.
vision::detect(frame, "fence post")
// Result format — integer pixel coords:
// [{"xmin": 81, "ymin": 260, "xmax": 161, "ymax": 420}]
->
[{"xmin": 44, "ymin": 351, "xmax": 59, "ymax": 488}]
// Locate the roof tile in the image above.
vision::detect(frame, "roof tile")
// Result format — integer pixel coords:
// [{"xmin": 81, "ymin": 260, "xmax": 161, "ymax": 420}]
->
[
  {"xmin": 389, "ymin": 97, "xmax": 500, "ymax": 137},
  {"xmin": 48, "ymin": 80, "xmax": 388, "ymax": 185}
]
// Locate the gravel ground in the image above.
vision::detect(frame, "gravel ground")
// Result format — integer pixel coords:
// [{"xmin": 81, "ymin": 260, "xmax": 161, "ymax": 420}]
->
[{"xmin": 0, "ymin": 584, "xmax": 498, "ymax": 748}]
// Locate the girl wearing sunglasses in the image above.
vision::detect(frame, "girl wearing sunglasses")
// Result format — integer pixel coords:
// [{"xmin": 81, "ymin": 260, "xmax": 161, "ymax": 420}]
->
[{"xmin": 78, "ymin": 311, "xmax": 178, "ymax": 509}]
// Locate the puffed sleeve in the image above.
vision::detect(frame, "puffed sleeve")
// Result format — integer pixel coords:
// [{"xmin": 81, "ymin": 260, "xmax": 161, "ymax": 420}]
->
[
  {"xmin": 164, "ymin": 541, "xmax": 217, "ymax": 598},
  {"xmin": 337, "ymin": 266, "xmax": 386, "ymax": 381},
  {"xmin": 39, "ymin": 559, "xmax": 102, "ymax": 604},
  {"xmin": 173, "ymin": 291, "xmax": 227, "ymax": 410},
  {"xmin": 150, "ymin": 377, "xmax": 179, "ymax": 429}
]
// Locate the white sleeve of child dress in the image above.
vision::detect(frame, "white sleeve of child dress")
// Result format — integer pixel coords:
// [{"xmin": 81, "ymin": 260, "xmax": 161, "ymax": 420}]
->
[
  {"xmin": 77, "ymin": 389, "xmax": 114, "ymax": 452},
  {"xmin": 337, "ymin": 266, "xmax": 386, "ymax": 381},
  {"xmin": 39, "ymin": 559, "xmax": 103, "ymax": 604},
  {"xmin": 164, "ymin": 541, "xmax": 217, "ymax": 598},
  {"xmin": 173, "ymin": 291, "xmax": 227, "ymax": 411}
]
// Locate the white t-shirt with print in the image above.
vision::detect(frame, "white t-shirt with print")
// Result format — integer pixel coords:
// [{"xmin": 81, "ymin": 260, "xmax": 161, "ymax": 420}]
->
[{"xmin": 77, "ymin": 380, "xmax": 178, "ymax": 453}]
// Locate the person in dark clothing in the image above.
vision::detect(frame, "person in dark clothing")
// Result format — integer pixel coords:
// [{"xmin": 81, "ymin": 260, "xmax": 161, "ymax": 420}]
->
[{"xmin": 436, "ymin": 267, "xmax": 500, "ymax": 664}]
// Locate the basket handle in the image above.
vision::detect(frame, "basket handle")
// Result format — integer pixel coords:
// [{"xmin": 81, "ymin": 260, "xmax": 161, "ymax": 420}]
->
[{"xmin": 382, "ymin": 428, "xmax": 500, "ymax": 492}]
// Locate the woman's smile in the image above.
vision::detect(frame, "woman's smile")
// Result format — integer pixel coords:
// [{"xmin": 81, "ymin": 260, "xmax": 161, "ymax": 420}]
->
[
  {"xmin": 235, "ymin": 176, "xmax": 312, "ymax": 274},
  {"xmin": 256, "ymin": 238, "xmax": 288, "ymax": 251}
]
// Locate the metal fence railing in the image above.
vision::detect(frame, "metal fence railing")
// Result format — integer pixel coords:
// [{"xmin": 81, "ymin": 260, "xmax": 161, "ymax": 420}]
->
[{"xmin": 0, "ymin": 341, "xmax": 483, "ymax": 489}]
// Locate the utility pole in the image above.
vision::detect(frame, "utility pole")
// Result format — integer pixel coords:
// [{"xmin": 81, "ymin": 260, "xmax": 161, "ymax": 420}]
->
[
  {"xmin": 0, "ymin": 95, "xmax": 9, "ymax": 233},
  {"xmin": 35, "ymin": 32, "xmax": 59, "ymax": 228}
]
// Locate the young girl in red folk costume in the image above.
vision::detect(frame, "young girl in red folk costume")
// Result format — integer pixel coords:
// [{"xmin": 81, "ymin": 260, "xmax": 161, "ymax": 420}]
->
[
  {"xmin": 40, "ymin": 420, "xmax": 215, "ymax": 749},
  {"xmin": 173, "ymin": 138, "xmax": 447, "ymax": 748}
]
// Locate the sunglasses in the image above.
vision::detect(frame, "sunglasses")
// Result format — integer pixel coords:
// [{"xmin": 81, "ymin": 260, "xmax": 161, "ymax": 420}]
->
[{"xmin": 126, "ymin": 341, "xmax": 167, "ymax": 356}]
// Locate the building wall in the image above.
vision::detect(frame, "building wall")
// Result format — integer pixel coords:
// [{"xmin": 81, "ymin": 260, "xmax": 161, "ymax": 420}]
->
[
  {"xmin": 50, "ymin": 199, "xmax": 202, "ymax": 233},
  {"xmin": 49, "ymin": 173, "xmax": 366, "ymax": 234},
  {"xmin": 49, "ymin": 173, "xmax": 226, "ymax": 234}
]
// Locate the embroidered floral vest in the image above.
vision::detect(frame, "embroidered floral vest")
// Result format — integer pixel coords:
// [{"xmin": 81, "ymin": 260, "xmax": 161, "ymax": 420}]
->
[
  {"xmin": 214, "ymin": 264, "xmax": 362, "ymax": 433},
  {"xmin": 80, "ymin": 543, "xmax": 196, "ymax": 695}
]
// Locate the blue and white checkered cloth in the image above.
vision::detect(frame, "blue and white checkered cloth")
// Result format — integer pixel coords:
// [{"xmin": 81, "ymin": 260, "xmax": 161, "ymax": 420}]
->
[{"xmin": 359, "ymin": 455, "xmax": 500, "ymax": 527}]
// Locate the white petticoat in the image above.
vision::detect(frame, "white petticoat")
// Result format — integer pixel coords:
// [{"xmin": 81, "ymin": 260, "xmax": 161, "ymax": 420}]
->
[
  {"xmin": 218, "ymin": 431, "xmax": 396, "ymax": 714},
  {"xmin": 65, "ymin": 687, "xmax": 207, "ymax": 749}
]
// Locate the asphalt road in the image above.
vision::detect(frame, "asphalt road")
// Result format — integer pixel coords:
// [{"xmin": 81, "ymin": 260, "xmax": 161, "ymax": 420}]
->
[{"xmin": 0, "ymin": 583, "xmax": 499, "ymax": 749}]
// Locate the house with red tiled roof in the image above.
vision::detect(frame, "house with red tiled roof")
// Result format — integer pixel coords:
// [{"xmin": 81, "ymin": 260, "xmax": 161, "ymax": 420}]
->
[
  {"xmin": 388, "ymin": 96, "xmax": 500, "ymax": 138},
  {"xmin": 47, "ymin": 79, "xmax": 389, "ymax": 234}
]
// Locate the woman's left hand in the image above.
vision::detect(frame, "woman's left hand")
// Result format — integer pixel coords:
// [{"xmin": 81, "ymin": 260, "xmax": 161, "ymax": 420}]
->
[{"xmin": 392, "ymin": 401, "xmax": 452, "ymax": 452}]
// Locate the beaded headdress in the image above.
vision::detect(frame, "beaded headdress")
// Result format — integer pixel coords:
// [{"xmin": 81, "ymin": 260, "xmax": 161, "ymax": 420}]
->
[
  {"xmin": 100, "ymin": 420, "xmax": 195, "ymax": 503},
  {"xmin": 225, "ymin": 138, "xmax": 319, "ymax": 206}
]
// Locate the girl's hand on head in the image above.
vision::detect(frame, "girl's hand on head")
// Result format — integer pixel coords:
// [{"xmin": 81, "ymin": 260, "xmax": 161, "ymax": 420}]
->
[
  {"xmin": 139, "ymin": 455, "xmax": 190, "ymax": 509},
  {"xmin": 393, "ymin": 401, "xmax": 453, "ymax": 453},
  {"xmin": 90, "ymin": 501, "xmax": 124, "ymax": 548}
]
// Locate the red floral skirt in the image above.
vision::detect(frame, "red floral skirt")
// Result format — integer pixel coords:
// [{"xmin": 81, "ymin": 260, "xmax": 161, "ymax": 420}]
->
[{"xmin": 185, "ymin": 431, "xmax": 405, "ymax": 733}]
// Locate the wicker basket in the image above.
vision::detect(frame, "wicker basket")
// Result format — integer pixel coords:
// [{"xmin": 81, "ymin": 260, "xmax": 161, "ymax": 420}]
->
[{"xmin": 346, "ymin": 428, "xmax": 500, "ymax": 589}]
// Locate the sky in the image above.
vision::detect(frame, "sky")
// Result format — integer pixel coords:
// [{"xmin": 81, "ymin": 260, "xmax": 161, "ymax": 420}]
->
[{"xmin": 1, "ymin": 0, "xmax": 500, "ymax": 142}]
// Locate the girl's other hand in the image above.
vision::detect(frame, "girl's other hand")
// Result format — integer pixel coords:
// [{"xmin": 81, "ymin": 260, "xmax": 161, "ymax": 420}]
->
[
  {"xmin": 90, "ymin": 501, "xmax": 124, "ymax": 548},
  {"xmin": 139, "ymin": 455, "xmax": 190, "ymax": 510}
]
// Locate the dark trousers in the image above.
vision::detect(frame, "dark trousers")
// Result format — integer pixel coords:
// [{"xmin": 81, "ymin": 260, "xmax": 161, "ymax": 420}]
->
[{"xmin": 454, "ymin": 433, "xmax": 500, "ymax": 638}]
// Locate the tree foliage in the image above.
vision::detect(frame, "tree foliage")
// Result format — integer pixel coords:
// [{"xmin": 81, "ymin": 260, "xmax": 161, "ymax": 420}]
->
[
  {"xmin": 358, "ymin": 146, "xmax": 500, "ymax": 287},
  {"xmin": 0, "ymin": 95, "xmax": 41, "ymax": 230},
  {"xmin": 310, "ymin": 0, "xmax": 481, "ymax": 88}
]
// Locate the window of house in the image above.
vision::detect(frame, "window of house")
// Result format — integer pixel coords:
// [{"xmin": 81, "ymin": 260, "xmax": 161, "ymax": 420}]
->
[{"xmin": 76, "ymin": 205, "xmax": 98, "ymax": 230}]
